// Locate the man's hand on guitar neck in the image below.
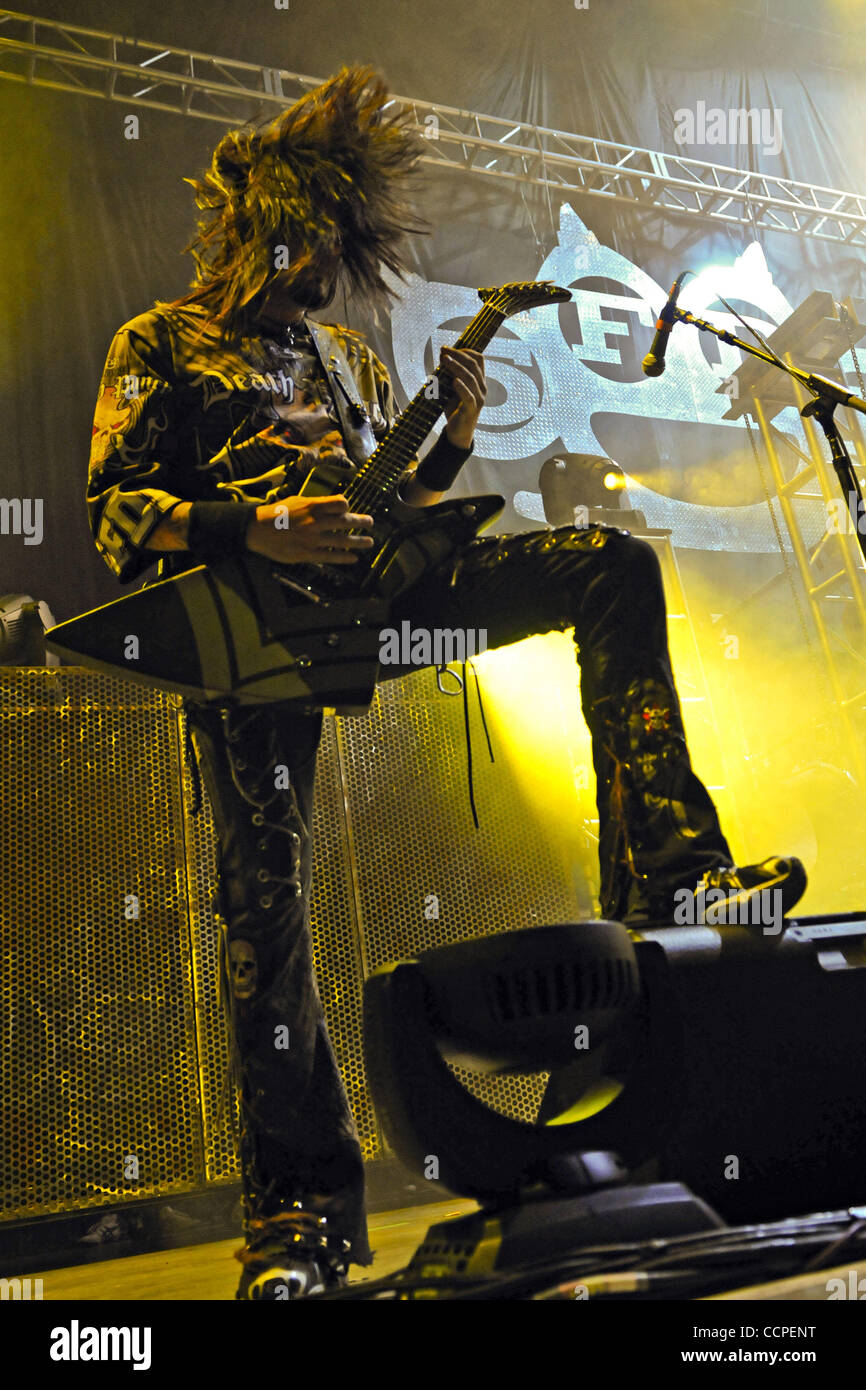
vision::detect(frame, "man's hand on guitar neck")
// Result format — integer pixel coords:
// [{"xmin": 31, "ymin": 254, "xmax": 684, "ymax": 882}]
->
[
  {"xmin": 438, "ymin": 346, "xmax": 486, "ymax": 450},
  {"xmin": 398, "ymin": 346, "xmax": 487, "ymax": 506}
]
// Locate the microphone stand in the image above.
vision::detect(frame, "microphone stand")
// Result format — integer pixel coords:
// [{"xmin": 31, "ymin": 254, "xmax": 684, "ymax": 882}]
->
[{"xmin": 670, "ymin": 304, "xmax": 866, "ymax": 564}]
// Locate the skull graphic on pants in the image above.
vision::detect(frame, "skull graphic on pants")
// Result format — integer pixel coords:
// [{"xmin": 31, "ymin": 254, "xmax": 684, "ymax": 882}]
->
[{"xmin": 229, "ymin": 938, "xmax": 258, "ymax": 1000}]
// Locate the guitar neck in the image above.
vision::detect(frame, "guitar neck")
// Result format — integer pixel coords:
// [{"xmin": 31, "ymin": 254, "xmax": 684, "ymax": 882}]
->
[{"xmin": 347, "ymin": 302, "xmax": 506, "ymax": 511}]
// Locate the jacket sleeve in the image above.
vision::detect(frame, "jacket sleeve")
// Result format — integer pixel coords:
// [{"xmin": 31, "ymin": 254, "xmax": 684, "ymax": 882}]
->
[{"xmin": 87, "ymin": 314, "xmax": 185, "ymax": 585}]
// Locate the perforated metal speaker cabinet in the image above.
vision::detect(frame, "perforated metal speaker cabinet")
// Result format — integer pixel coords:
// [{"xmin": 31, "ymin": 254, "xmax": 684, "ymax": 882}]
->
[{"xmin": 1, "ymin": 667, "xmax": 586, "ymax": 1223}]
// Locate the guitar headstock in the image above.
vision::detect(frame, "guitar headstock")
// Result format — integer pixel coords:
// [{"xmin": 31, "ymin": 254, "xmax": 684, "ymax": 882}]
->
[{"xmin": 478, "ymin": 280, "xmax": 572, "ymax": 317}]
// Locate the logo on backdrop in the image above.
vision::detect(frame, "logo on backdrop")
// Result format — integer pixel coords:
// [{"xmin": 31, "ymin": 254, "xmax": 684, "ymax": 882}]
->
[{"xmin": 387, "ymin": 205, "xmax": 851, "ymax": 553}]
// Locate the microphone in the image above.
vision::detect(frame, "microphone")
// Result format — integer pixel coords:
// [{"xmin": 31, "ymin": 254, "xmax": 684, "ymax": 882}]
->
[
  {"xmin": 642, "ymin": 271, "xmax": 691, "ymax": 378},
  {"xmin": 804, "ymin": 373, "xmax": 866, "ymax": 417}
]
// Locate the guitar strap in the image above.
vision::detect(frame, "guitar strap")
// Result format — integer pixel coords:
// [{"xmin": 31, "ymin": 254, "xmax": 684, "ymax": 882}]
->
[{"xmin": 305, "ymin": 318, "xmax": 380, "ymax": 468}]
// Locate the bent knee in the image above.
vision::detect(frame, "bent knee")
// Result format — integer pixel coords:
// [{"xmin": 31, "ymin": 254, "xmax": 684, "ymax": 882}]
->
[{"xmin": 602, "ymin": 531, "xmax": 664, "ymax": 595}]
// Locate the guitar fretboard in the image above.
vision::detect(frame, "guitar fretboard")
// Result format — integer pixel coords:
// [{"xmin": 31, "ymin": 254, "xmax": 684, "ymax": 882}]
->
[{"xmin": 346, "ymin": 303, "xmax": 507, "ymax": 515}]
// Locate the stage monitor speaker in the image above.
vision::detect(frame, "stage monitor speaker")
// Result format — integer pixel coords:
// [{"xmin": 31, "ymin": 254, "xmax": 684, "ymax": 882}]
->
[{"xmin": 645, "ymin": 921, "xmax": 866, "ymax": 1223}]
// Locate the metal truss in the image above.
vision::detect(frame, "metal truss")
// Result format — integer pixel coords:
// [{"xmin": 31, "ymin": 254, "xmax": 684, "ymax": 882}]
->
[
  {"xmin": 725, "ymin": 383, "xmax": 866, "ymax": 791},
  {"xmin": 3, "ymin": 8, "xmax": 866, "ymax": 247},
  {"xmin": 753, "ymin": 392, "xmax": 866, "ymax": 743},
  {"xmin": 719, "ymin": 300, "xmax": 866, "ymax": 774}
]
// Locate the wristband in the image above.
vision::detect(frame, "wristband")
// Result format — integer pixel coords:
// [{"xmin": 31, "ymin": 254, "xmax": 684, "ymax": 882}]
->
[
  {"xmin": 414, "ymin": 432, "xmax": 474, "ymax": 493},
  {"xmin": 185, "ymin": 501, "xmax": 259, "ymax": 564}
]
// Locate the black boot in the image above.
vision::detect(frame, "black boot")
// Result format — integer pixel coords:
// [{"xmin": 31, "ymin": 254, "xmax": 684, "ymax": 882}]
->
[
  {"xmin": 589, "ymin": 679, "xmax": 807, "ymax": 926},
  {"xmin": 590, "ymin": 676, "xmax": 733, "ymax": 923},
  {"xmin": 681, "ymin": 856, "xmax": 807, "ymax": 931},
  {"xmin": 235, "ymin": 1197, "xmax": 351, "ymax": 1300}
]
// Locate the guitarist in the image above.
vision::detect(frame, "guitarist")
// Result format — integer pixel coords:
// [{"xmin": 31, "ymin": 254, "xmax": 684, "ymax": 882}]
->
[{"xmin": 87, "ymin": 65, "xmax": 807, "ymax": 1299}]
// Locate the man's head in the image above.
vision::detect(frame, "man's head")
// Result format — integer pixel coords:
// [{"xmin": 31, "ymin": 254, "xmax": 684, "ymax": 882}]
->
[{"xmin": 172, "ymin": 64, "xmax": 428, "ymax": 337}]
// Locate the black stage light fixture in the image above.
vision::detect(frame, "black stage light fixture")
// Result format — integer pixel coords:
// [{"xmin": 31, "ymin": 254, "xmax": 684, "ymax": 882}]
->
[
  {"xmin": 0, "ymin": 594, "xmax": 58, "ymax": 665},
  {"xmin": 539, "ymin": 452, "xmax": 646, "ymax": 530},
  {"xmin": 363, "ymin": 914, "xmax": 866, "ymax": 1285}
]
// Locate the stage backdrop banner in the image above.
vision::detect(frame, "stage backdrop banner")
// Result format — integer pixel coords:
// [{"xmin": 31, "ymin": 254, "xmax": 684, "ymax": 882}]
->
[{"xmin": 3, "ymin": 0, "xmax": 866, "ymax": 618}]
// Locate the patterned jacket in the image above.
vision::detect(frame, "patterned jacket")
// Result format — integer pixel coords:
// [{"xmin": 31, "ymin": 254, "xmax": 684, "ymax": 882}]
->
[{"xmin": 87, "ymin": 304, "xmax": 405, "ymax": 585}]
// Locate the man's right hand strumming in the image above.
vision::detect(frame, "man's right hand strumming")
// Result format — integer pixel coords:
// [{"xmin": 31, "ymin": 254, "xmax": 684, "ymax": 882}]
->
[
  {"xmin": 246, "ymin": 495, "xmax": 375, "ymax": 566},
  {"xmin": 148, "ymin": 494, "xmax": 375, "ymax": 566}
]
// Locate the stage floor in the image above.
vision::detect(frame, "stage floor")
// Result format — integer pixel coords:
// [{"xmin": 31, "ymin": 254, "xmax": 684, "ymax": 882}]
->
[
  {"xmin": 26, "ymin": 1195, "xmax": 866, "ymax": 1301},
  {"xmin": 30, "ymin": 1198, "xmax": 478, "ymax": 1301}
]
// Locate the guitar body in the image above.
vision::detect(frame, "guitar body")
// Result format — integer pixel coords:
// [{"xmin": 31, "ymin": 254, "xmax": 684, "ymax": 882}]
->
[
  {"xmin": 45, "ymin": 279, "xmax": 570, "ymax": 710},
  {"xmin": 208, "ymin": 482, "xmax": 504, "ymax": 710},
  {"xmin": 297, "ymin": 456, "xmax": 504, "ymax": 602},
  {"xmin": 364, "ymin": 487, "xmax": 503, "ymax": 602},
  {"xmin": 45, "ymin": 486, "xmax": 504, "ymax": 712}
]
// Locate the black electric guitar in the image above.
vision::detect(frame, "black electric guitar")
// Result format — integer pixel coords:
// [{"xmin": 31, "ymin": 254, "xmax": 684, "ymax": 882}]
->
[{"xmin": 46, "ymin": 281, "xmax": 571, "ymax": 711}]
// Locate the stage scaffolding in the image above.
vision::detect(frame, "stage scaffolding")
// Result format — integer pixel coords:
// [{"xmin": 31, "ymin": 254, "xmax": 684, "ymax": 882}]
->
[
  {"xmin": 3, "ymin": 8, "xmax": 866, "ymax": 247},
  {"xmin": 722, "ymin": 293, "xmax": 866, "ymax": 794}
]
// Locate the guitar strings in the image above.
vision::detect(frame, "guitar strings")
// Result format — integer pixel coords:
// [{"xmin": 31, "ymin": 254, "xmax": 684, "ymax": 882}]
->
[
  {"xmin": 346, "ymin": 300, "xmax": 506, "ymax": 517},
  {"xmin": 301, "ymin": 290, "xmax": 552, "ymax": 574},
  {"xmin": 351, "ymin": 301, "xmax": 501, "ymax": 496}
]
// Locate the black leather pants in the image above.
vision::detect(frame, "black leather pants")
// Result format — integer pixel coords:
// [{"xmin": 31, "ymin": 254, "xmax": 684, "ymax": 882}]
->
[
  {"xmin": 388, "ymin": 523, "xmax": 734, "ymax": 921},
  {"xmin": 183, "ymin": 523, "xmax": 733, "ymax": 1268},
  {"xmin": 182, "ymin": 698, "xmax": 374, "ymax": 1267}
]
